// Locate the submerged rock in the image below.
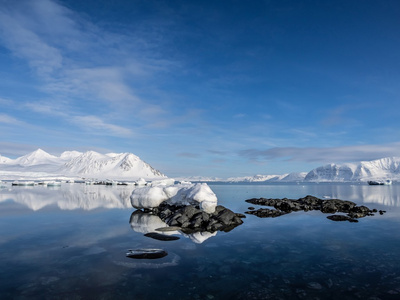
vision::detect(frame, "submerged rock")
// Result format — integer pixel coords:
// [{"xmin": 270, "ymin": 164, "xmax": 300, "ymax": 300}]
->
[
  {"xmin": 245, "ymin": 195, "xmax": 384, "ymax": 222},
  {"xmin": 144, "ymin": 232, "xmax": 180, "ymax": 241},
  {"xmin": 126, "ymin": 249, "xmax": 168, "ymax": 259},
  {"xmin": 327, "ymin": 215, "xmax": 358, "ymax": 223}
]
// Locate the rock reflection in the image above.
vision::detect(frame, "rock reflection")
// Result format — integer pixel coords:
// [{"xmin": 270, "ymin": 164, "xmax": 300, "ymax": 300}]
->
[{"xmin": 129, "ymin": 210, "xmax": 215, "ymax": 244}]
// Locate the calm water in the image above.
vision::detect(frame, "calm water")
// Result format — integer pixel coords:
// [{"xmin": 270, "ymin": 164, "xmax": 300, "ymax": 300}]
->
[{"xmin": 1, "ymin": 182, "xmax": 400, "ymax": 299}]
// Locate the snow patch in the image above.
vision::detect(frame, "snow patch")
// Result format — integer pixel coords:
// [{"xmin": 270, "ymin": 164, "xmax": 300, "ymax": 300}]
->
[{"xmin": 130, "ymin": 182, "xmax": 218, "ymax": 213}]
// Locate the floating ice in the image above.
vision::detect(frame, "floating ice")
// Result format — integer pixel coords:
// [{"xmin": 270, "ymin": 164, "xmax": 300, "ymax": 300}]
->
[{"xmin": 130, "ymin": 182, "xmax": 218, "ymax": 213}]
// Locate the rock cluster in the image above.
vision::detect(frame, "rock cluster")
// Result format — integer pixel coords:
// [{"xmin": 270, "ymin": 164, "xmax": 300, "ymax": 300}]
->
[
  {"xmin": 150, "ymin": 203, "xmax": 245, "ymax": 233},
  {"xmin": 245, "ymin": 195, "xmax": 385, "ymax": 222}
]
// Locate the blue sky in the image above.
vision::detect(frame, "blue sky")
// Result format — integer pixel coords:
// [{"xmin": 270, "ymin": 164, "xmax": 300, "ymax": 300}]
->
[{"xmin": 0, "ymin": 0, "xmax": 399, "ymax": 178}]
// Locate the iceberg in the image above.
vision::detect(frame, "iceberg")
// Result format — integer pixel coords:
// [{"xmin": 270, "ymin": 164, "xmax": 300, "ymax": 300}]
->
[{"xmin": 130, "ymin": 182, "xmax": 218, "ymax": 213}]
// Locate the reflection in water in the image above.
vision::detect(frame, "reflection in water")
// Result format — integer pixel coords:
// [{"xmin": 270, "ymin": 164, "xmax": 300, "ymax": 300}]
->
[
  {"xmin": 1, "ymin": 183, "xmax": 400, "ymax": 213},
  {"xmin": 129, "ymin": 210, "xmax": 217, "ymax": 244},
  {"xmin": 0, "ymin": 184, "xmax": 134, "ymax": 210},
  {"xmin": 310, "ymin": 184, "xmax": 400, "ymax": 206}
]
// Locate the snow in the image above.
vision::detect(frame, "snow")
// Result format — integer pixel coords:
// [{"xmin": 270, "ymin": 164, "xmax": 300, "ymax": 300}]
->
[
  {"xmin": 0, "ymin": 155, "xmax": 12, "ymax": 164},
  {"xmin": 130, "ymin": 182, "xmax": 218, "ymax": 213},
  {"xmin": 227, "ymin": 174, "xmax": 287, "ymax": 182},
  {"xmin": 0, "ymin": 149, "xmax": 166, "ymax": 181},
  {"xmin": 305, "ymin": 157, "xmax": 400, "ymax": 182},
  {"xmin": 13, "ymin": 148, "xmax": 58, "ymax": 166},
  {"xmin": 60, "ymin": 151, "xmax": 82, "ymax": 161}
]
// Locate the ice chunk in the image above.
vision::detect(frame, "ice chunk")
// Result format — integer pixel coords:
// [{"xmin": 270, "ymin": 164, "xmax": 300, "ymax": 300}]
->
[
  {"xmin": 149, "ymin": 178, "xmax": 175, "ymax": 186},
  {"xmin": 130, "ymin": 182, "xmax": 218, "ymax": 213}
]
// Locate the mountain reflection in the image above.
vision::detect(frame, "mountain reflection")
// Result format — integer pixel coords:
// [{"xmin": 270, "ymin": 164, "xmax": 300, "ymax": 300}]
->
[
  {"xmin": 312, "ymin": 184, "xmax": 400, "ymax": 207},
  {"xmin": 0, "ymin": 184, "xmax": 133, "ymax": 210},
  {"xmin": 1, "ymin": 183, "xmax": 400, "ymax": 212}
]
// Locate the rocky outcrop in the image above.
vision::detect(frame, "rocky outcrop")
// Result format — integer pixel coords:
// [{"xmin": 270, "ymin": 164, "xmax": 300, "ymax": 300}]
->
[
  {"xmin": 150, "ymin": 202, "xmax": 245, "ymax": 233},
  {"xmin": 245, "ymin": 195, "xmax": 385, "ymax": 222}
]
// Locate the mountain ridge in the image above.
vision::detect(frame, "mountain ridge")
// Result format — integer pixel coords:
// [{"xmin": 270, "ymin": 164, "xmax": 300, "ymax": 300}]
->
[
  {"xmin": 1, "ymin": 150, "xmax": 400, "ymax": 182},
  {"xmin": 0, "ymin": 149, "xmax": 166, "ymax": 180}
]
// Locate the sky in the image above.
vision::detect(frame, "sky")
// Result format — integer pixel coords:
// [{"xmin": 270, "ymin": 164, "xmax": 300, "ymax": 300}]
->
[{"xmin": 0, "ymin": 0, "xmax": 399, "ymax": 178}]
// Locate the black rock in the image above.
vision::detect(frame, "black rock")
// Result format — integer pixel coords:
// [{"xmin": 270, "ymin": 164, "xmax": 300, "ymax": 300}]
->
[
  {"xmin": 245, "ymin": 195, "xmax": 382, "ymax": 222},
  {"xmin": 327, "ymin": 215, "xmax": 358, "ymax": 223},
  {"xmin": 126, "ymin": 249, "xmax": 168, "ymax": 259},
  {"xmin": 245, "ymin": 208, "xmax": 288, "ymax": 218},
  {"xmin": 153, "ymin": 203, "xmax": 244, "ymax": 233}
]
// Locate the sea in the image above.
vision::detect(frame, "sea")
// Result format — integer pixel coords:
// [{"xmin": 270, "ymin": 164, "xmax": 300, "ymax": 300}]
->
[{"xmin": 1, "ymin": 182, "xmax": 400, "ymax": 299}]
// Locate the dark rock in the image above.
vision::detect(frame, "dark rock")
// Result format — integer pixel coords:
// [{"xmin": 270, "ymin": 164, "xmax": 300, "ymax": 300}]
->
[
  {"xmin": 327, "ymin": 215, "xmax": 358, "ymax": 223},
  {"xmin": 126, "ymin": 249, "xmax": 168, "ymax": 259},
  {"xmin": 144, "ymin": 232, "xmax": 180, "ymax": 241},
  {"xmin": 245, "ymin": 208, "xmax": 288, "ymax": 218},
  {"xmin": 245, "ymin": 195, "xmax": 382, "ymax": 222},
  {"xmin": 152, "ymin": 203, "xmax": 244, "ymax": 233}
]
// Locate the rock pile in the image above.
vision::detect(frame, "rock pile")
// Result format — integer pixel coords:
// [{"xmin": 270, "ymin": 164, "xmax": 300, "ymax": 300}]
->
[
  {"xmin": 150, "ymin": 202, "xmax": 245, "ymax": 233},
  {"xmin": 245, "ymin": 195, "xmax": 385, "ymax": 222}
]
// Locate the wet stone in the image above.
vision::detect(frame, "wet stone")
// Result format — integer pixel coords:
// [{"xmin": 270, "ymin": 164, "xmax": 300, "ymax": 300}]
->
[
  {"xmin": 245, "ymin": 195, "xmax": 384, "ymax": 222},
  {"xmin": 327, "ymin": 215, "xmax": 358, "ymax": 223},
  {"xmin": 126, "ymin": 249, "xmax": 168, "ymax": 259},
  {"xmin": 153, "ymin": 202, "xmax": 244, "ymax": 234}
]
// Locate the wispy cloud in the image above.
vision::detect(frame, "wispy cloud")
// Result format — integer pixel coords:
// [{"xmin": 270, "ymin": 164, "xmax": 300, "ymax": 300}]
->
[
  {"xmin": 72, "ymin": 115, "xmax": 133, "ymax": 137},
  {"xmin": 0, "ymin": 114, "xmax": 24, "ymax": 125},
  {"xmin": 0, "ymin": 0, "xmax": 178, "ymax": 136},
  {"xmin": 240, "ymin": 143, "xmax": 400, "ymax": 163}
]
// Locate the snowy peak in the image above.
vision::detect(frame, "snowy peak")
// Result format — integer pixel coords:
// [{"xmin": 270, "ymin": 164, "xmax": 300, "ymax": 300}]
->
[
  {"xmin": 227, "ymin": 174, "xmax": 287, "ymax": 182},
  {"xmin": 0, "ymin": 149, "xmax": 166, "ymax": 180},
  {"xmin": 60, "ymin": 151, "xmax": 82, "ymax": 161},
  {"xmin": 62, "ymin": 151, "xmax": 165, "ymax": 180},
  {"xmin": 305, "ymin": 157, "xmax": 400, "ymax": 182},
  {"xmin": 13, "ymin": 148, "xmax": 58, "ymax": 166},
  {"xmin": 0, "ymin": 155, "xmax": 12, "ymax": 164}
]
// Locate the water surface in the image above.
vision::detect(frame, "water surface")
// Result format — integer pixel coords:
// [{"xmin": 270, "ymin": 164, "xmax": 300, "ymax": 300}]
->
[{"xmin": 1, "ymin": 183, "xmax": 400, "ymax": 299}]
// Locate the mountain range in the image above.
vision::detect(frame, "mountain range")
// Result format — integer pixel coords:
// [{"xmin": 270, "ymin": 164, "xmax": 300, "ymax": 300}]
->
[
  {"xmin": 1, "ymin": 149, "xmax": 399, "ymax": 182},
  {"xmin": 180, "ymin": 157, "xmax": 400, "ymax": 183},
  {"xmin": 0, "ymin": 149, "xmax": 166, "ymax": 181}
]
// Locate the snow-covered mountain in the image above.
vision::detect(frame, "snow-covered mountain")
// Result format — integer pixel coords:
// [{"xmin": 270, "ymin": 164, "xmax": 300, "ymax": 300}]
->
[
  {"xmin": 62, "ymin": 151, "xmax": 165, "ymax": 179},
  {"xmin": 0, "ymin": 149, "xmax": 166, "ymax": 180},
  {"xmin": 0, "ymin": 155, "xmax": 12, "ymax": 164},
  {"xmin": 12, "ymin": 148, "xmax": 59, "ymax": 166},
  {"xmin": 304, "ymin": 157, "xmax": 400, "ymax": 182},
  {"xmin": 226, "ymin": 174, "xmax": 288, "ymax": 182}
]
